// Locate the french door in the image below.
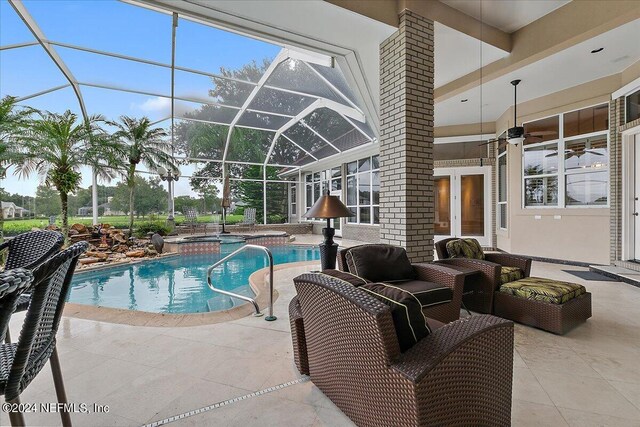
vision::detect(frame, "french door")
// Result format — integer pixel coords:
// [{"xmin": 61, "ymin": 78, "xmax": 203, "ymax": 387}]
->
[{"xmin": 434, "ymin": 166, "xmax": 492, "ymax": 247}]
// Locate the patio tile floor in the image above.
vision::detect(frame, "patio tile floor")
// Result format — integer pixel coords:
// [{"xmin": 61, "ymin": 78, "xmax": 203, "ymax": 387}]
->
[{"xmin": 5, "ymin": 252, "xmax": 640, "ymax": 426}]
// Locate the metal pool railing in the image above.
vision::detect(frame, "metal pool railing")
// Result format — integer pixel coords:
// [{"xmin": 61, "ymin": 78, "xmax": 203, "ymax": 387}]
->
[{"xmin": 206, "ymin": 244, "xmax": 276, "ymax": 321}]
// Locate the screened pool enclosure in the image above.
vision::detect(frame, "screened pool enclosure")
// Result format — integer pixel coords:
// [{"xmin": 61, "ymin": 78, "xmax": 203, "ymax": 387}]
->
[{"xmin": 0, "ymin": 0, "xmax": 377, "ymax": 224}]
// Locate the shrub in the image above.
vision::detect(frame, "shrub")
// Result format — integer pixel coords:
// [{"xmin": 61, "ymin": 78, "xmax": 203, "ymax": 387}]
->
[
  {"xmin": 267, "ymin": 214, "xmax": 286, "ymax": 224},
  {"xmin": 135, "ymin": 221, "xmax": 171, "ymax": 238}
]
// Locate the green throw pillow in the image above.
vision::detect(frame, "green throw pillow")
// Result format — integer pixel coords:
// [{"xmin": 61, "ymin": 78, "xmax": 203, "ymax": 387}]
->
[{"xmin": 445, "ymin": 238, "xmax": 485, "ymax": 260}]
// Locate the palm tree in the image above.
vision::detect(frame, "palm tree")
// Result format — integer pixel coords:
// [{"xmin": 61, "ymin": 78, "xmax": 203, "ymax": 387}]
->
[
  {"xmin": 110, "ymin": 116, "xmax": 177, "ymax": 237},
  {"xmin": 12, "ymin": 110, "xmax": 121, "ymax": 238},
  {"xmin": 0, "ymin": 96, "xmax": 34, "ymax": 242}
]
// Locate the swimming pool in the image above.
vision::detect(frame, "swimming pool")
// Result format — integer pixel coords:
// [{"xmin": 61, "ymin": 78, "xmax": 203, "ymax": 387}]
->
[{"xmin": 68, "ymin": 244, "xmax": 320, "ymax": 314}]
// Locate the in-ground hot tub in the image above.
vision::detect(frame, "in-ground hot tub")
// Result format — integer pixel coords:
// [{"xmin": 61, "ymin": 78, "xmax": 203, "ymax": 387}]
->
[{"xmin": 164, "ymin": 233, "xmax": 290, "ymax": 255}]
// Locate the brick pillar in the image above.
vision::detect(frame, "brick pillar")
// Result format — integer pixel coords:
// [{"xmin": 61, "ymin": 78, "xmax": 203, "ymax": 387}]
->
[{"xmin": 379, "ymin": 10, "xmax": 434, "ymax": 263}]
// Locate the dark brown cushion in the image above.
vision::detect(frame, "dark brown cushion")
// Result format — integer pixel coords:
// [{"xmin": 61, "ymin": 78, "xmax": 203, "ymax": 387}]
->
[
  {"xmin": 320, "ymin": 269, "xmax": 370, "ymax": 287},
  {"xmin": 345, "ymin": 244, "xmax": 417, "ymax": 283},
  {"xmin": 392, "ymin": 280, "xmax": 453, "ymax": 308},
  {"xmin": 360, "ymin": 282, "xmax": 431, "ymax": 352}
]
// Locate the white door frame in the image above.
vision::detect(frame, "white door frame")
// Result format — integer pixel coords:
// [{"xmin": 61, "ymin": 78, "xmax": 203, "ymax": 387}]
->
[
  {"xmin": 621, "ymin": 125, "xmax": 640, "ymax": 260},
  {"xmin": 434, "ymin": 166, "xmax": 492, "ymax": 247},
  {"xmin": 330, "ymin": 189, "xmax": 343, "ymax": 237}
]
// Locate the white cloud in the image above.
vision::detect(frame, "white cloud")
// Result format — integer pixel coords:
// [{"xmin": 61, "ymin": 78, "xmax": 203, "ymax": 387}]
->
[{"xmin": 134, "ymin": 96, "xmax": 171, "ymax": 115}]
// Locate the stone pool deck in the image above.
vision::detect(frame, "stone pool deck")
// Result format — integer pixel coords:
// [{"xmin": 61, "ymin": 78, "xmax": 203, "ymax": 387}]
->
[{"xmin": 6, "ymin": 258, "xmax": 640, "ymax": 426}]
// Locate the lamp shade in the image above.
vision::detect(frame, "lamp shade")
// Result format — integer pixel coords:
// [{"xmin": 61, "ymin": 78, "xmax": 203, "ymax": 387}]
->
[{"xmin": 304, "ymin": 193, "xmax": 353, "ymax": 219}]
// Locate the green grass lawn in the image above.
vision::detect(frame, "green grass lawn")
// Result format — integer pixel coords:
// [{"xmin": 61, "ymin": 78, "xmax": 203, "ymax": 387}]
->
[{"xmin": 2, "ymin": 214, "xmax": 245, "ymax": 236}]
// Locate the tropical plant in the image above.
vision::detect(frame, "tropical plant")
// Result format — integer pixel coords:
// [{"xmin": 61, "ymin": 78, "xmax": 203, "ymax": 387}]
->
[
  {"xmin": 11, "ymin": 110, "xmax": 122, "ymax": 237},
  {"xmin": 0, "ymin": 96, "xmax": 34, "ymax": 242},
  {"xmin": 110, "ymin": 116, "xmax": 177, "ymax": 237}
]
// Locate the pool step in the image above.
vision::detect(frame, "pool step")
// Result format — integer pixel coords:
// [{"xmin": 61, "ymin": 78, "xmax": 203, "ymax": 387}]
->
[{"xmin": 207, "ymin": 296, "xmax": 237, "ymax": 312}]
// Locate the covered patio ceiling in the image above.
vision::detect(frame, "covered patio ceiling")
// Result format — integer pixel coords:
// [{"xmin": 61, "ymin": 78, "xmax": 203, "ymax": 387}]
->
[{"xmin": 0, "ymin": 0, "xmax": 377, "ymax": 178}]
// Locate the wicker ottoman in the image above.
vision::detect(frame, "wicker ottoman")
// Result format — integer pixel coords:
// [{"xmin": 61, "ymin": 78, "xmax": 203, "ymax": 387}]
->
[{"xmin": 493, "ymin": 277, "xmax": 592, "ymax": 335}]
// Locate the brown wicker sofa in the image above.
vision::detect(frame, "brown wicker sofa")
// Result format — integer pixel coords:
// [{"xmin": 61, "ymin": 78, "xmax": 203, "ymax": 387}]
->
[
  {"xmin": 434, "ymin": 237, "xmax": 532, "ymax": 313},
  {"xmin": 337, "ymin": 244, "xmax": 465, "ymax": 323},
  {"xmin": 291, "ymin": 273, "xmax": 514, "ymax": 427}
]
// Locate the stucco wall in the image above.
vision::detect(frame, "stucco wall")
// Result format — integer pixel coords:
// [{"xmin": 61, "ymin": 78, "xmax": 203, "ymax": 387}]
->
[{"xmin": 496, "ymin": 128, "xmax": 610, "ymax": 265}]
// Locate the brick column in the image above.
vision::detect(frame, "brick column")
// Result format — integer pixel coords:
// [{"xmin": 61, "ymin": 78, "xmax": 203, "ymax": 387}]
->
[{"xmin": 379, "ymin": 10, "xmax": 434, "ymax": 262}]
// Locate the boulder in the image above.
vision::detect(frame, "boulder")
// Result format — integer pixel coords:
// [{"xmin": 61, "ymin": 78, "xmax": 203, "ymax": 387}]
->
[
  {"xmin": 86, "ymin": 251, "xmax": 108, "ymax": 260},
  {"xmin": 79, "ymin": 257, "xmax": 101, "ymax": 265},
  {"xmin": 68, "ymin": 229, "xmax": 79, "ymax": 236},
  {"xmin": 125, "ymin": 250, "xmax": 146, "ymax": 258},
  {"xmin": 71, "ymin": 223, "xmax": 88, "ymax": 234},
  {"xmin": 151, "ymin": 233, "xmax": 164, "ymax": 254},
  {"xmin": 112, "ymin": 233, "xmax": 127, "ymax": 244}
]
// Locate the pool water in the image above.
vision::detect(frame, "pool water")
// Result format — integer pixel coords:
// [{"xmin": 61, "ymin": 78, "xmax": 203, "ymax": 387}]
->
[{"xmin": 68, "ymin": 244, "xmax": 320, "ymax": 314}]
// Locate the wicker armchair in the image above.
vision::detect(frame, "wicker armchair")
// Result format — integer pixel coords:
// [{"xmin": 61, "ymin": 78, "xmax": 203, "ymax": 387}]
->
[
  {"xmin": 1, "ymin": 241, "xmax": 88, "ymax": 427},
  {"xmin": 293, "ymin": 273, "xmax": 514, "ymax": 427},
  {"xmin": 0, "ymin": 230, "xmax": 65, "ymax": 316},
  {"xmin": 337, "ymin": 245, "xmax": 465, "ymax": 323},
  {"xmin": 0, "ymin": 269, "xmax": 34, "ymax": 342},
  {"xmin": 435, "ymin": 238, "xmax": 532, "ymax": 314}
]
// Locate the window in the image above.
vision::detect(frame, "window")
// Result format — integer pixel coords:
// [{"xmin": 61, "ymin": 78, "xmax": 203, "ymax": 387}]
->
[
  {"xmin": 346, "ymin": 155, "xmax": 379, "ymax": 225},
  {"xmin": 627, "ymin": 89, "xmax": 640, "ymax": 123},
  {"xmin": 564, "ymin": 135, "xmax": 608, "ymax": 206},
  {"xmin": 522, "ymin": 104, "xmax": 609, "ymax": 208},
  {"xmin": 290, "ymin": 184, "xmax": 297, "ymax": 216},
  {"xmin": 305, "ymin": 173, "xmax": 313, "ymax": 210},
  {"xmin": 303, "ymin": 167, "xmax": 342, "ymax": 218},
  {"xmin": 497, "ymin": 132, "xmax": 507, "ymax": 229}
]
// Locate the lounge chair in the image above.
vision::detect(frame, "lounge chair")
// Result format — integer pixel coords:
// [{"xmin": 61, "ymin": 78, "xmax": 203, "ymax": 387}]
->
[
  {"xmin": 435, "ymin": 237, "xmax": 531, "ymax": 314},
  {"xmin": 291, "ymin": 272, "xmax": 514, "ymax": 426}
]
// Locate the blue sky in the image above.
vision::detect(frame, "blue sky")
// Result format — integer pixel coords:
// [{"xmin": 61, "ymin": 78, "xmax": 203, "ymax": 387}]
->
[{"xmin": 0, "ymin": 0, "xmax": 280, "ymax": 198}]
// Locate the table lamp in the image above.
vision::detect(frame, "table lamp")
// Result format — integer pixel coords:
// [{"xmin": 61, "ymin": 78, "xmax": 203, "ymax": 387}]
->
[{"xmin": 304, "ymin": 191, "xmax": 354, "ymax": 269}]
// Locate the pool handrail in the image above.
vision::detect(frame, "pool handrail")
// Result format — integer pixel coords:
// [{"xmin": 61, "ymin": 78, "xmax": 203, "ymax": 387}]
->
[{"xmin": 206, "ymin": 244, "xmax": 276, "ymax": 321}]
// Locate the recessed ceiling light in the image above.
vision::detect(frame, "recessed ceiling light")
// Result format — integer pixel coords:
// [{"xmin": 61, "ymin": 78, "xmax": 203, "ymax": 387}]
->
[
  {"xmin": 461, "ymin": 99, "xmax": 468, "ymax": 102},
  {"xmin": 591, "ymin": 47, "xmax": 604, "ymax": 53}
]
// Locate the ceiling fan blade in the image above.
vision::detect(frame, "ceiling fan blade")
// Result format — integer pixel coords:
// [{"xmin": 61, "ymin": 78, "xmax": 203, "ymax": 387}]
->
[
  {"xmin": 527, "ymin": 131, "xmax": 557, "ymax": 136},
  {"xmin": 478, "ymin": 137, "xmax": 506, "ymax": 147},
  {"xmin": 584, "ymin": 149, "xmax": 605, "ymax": 156}
]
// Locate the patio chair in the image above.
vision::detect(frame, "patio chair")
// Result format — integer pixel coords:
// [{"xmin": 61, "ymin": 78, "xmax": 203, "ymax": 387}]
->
[
  {"xmin": 0, "ymin": 230, "xmax": 65, "ymax": 330},
  {"xmin": 293, "ymin": 272, "xmax": 514, "ymax": 427},
  {"xmin": 184, "ymin": 208, "xmax": 205, "ymax": 234},
  {"xmin": 241, "ymin": 208, "xmax": 256, "ymax": 231},
  {"xmin": 435, "ymin": 237, "xmax": 531, "ymax": 314},
  {"xmin": 0, "ymin": 241, "xmax": 88, "ymax": 427},
  {"xmin": 337, "ymin": 244, "xmax": 465, "ymax": 323},
  {"xmin": 0, "ymin": 268, "xmax": 34, "ymax": 342}
]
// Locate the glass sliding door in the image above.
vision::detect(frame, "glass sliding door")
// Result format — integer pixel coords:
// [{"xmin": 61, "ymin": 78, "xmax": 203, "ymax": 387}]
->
[
  {"xmin": 434, "ymin": 167, "xmax": 491, "ymax": 247},
  {"xmin": 460, "ymin": 174, "xmax": 485, "ymax": 236},
  {"xmin": 434, "ymin": 176, "xmax": 452, "ymax": 236}
]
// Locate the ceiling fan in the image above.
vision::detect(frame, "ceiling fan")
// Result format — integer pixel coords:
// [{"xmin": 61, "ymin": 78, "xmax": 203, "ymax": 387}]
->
[{"xmin": 479, "ymin": 79, "xmax": 557, "ymax": 148}]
